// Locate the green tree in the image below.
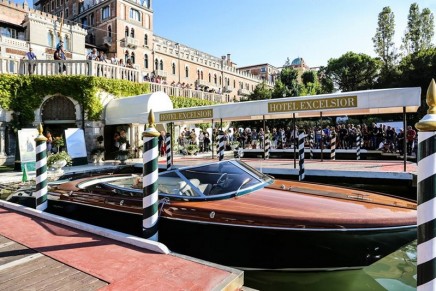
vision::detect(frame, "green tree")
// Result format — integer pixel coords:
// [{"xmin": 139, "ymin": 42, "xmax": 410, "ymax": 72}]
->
[
  {"xmin": 372, "ymin": 7, "xmax": 397, "ymax": 71},
  {"xmin": 300, "ymin": 71, "xmax": 322, "ymax": 96},
  {"xmin": 271, "ymin": 79, "xmax": 289, "ymax": 99},
  {"xmin": 279, "ymin": 66, "xmax": 300, "ymax": 97},
  {"xmin": 420, "ymin": 8, "xmax": 435, "ymax": 49},
  {"xmin": 317, "ymin": 66, "xmax": 335, "ymax": 94},
  {"xmin": 324, "ymin": 52, "xmax": 381, "ymax": 92},
  {"xmin": 397, "ymin": 47, "xmax": 436, "ymax": 121},
  {"xmin": 402, "ymin": 3, "xmax": 434, "ymax": 55},
  {"xmin": 247, "ymin": 82, "xmax": 272, "ymax": 101}
]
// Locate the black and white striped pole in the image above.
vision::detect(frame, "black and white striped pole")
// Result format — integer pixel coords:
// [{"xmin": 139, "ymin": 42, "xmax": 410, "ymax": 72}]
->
[
  {"xmin": 330, "ymin": 131, "xmax": 336, "ymax": 160},
  {"xmin": 264, "ymin": 132, "xmax": 270, "ymax": 160},
  {"xmin": 165, "ymin": 132, "xmax": 172, "ymax": 170},
  {"xmin": 298, "ymin": 132, "xmax": 305, "ymax": 181},
  {"xmin": 309, "ymin": 131, "xmax": 314, "ymax": 159},
  {"xmin": 356, "ymin": 133, "xmax": 361, "ymax": 160},
  {"xmin": 34, "ymin": 124, "xmax": 48, "ymax": 211},
  {"xmin": 218, "ymin": 130, "xmax": 225, "ymax": 161},
  {"xmin": 416, "ymin": 79, "xmax": 436, "ymax": 291},
  {"xmin": 142, "ymin": 109, "xmax": 160, "ymax": 241}
]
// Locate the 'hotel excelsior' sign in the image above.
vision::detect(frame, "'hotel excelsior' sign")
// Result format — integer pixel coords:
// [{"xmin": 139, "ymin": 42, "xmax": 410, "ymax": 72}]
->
[
  {"xmin": 160, "ymin": 109, "xmax": 213, "ymax": 121},
  {"xmin": 268, "ymin": 96, "xmax": 358, "ymax": 113}
]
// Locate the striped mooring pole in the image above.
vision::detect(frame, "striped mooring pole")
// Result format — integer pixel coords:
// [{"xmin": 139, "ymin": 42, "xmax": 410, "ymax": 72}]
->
[
  {"xmin": 309, "ymin": 131, "xmax": 314, "ymax": 159},
  {"xmin": 264, "ymin": 133, "xmax": 270, "ymax": 160},
  {"xmin": 356, "ymin": 133, "xmax": 361, "ymax": 160},
  {"xmin": 298, "ymin": 132, "xmax": 305, "ymax": 181},
  {"xmin": 142, "ymin": 109, "xmax": 160, "ymax": 241},
  {"xmin": 416, "ymin": 79, "xmax": 436, "ymax": 291},
  {"xmin": 34, "ymin": 124, "xmax": 48, "ymax": 211},
  {"xmin": 330, "ymin": 131, "xmax": 336, "ymax": 160},
  {"xmin": 165, "ymin": 132, "xmax": 172, "ymax": 170},
  {"xmin": 218, "ymin": 130, "xmax": 225, "ymax": 161}
]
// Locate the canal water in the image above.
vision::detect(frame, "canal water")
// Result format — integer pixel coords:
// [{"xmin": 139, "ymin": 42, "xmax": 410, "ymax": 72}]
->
[
  {"xmin": 245, "ymin": 241, "xmax": 416, "ymax": 290},
  {"xmin": 244, "ymin": 183, "xmax": 417, "ymax": 291}
]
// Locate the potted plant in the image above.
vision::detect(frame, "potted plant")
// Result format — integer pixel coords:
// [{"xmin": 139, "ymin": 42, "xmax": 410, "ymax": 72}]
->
[
  {"xmin": 186, "ymin": 144, "xmax": 199, "ymax": 155},
  {"xmin": 91, "ymin": 147, "xmax": 105, "ymax": 164},
  {"xmin": 51, "ymin": 136, "xmax": 65, "ymax": 153},
  {"xmin": 47, "ymin": 151, "xmax": 72, "ymax": 172},
  {"xmin": 229, "ymin": 141, "xmax": 239, "ymax": 150},
  {"xmin": 117, "ymin": 149, "xmax": 130, "ymax": 165}
]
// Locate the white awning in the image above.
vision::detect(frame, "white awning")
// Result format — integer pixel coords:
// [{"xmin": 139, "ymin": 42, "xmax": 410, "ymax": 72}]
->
[
  {"xmin": 155, "ymin": 87, "xmax": 421, "ymax": 124},
  {"xmin": 105, "ymin": 91, "xmax": 173, "ymax": 125}
]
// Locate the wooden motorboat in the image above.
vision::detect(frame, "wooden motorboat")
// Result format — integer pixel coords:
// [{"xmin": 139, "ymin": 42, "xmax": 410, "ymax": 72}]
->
[{"xmin": 8, "ymin": 160, "xmax": 417, "ymax": 271}]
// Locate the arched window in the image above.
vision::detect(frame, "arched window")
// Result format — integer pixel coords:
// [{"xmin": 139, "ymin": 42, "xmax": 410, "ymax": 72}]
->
[
  {"xmin": 154, "ymin": 59, "xmax": 158, "ymax": 70},
  {"xmin": 172, "ymin": 63, "xmax": 176, "ymax": 75},
  {"xmin": 201, "ymin": 71, "xmax": 204, "ymax": 80},
  {"xmin": 108, "ymin": 25, "xmax": 112, "ymax": 37},
  {"xmin": 144, "ymin": 34, "xmax": 148, "ymax": 46},
  {"xmin": 208, "ymin": 73, "xmax": 211, "ymax": 83},
  {"xmin": 159, "ymin": 60, "xmax": 163, "ymax": 70},
  {"xmin": 131, "ymin": 52, "xmax": 135, "ymax": 64},
  {"xmin": 130, "ymin": 28, "xmax": 135, "ymax": 38},
  {"xmin": 233, "ymin": 80, "xmax": 236, "ymax": 88},
  {"xmin": 47, "ymin": 31, "xmax": 54, "ymax": 47},
  {"xmin": 214, "ymin": 74, "xmax": 217, "ymax": 84},
  {"xmin": 125, "ymin": 26, "xmax": 129, "ymax": 37},
  {"xmin": 185, "ymin": 66, "xmax": 189, "ymax": 78},
  {"xmin": 63, "ymin": 36, "xmax": 69, "ymax": 51},
  {"xmin": 197, "ymin": 69, "xmax": 200, "ymax": 79},
  {"xmin": 219, "ymin": 76, "xmax": 222, "ymax": 85},
  {"xmin": 144, "ymin": 54, "xmax": 148, "ymax": 69},
  {"xmin": 125, "ymin": 51, "xmax": 129, "ymax": 63}
]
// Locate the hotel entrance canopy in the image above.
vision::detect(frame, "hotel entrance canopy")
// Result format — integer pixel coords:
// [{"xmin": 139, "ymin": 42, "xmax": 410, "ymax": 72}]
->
[{"xmin": 154, "ymin": 87, "xmax": 421, "ymax": 124}]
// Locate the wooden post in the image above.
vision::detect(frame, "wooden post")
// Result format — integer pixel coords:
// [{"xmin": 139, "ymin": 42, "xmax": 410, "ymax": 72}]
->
[
  {"xmin": 415, "ymin": 79, "xmax": 436, "ymax": 290},
  {"xmin": 34, "ymin": 124, "xmax": 48, "ymax": 211},
  {"xmin": 142, "ymin": 109, "xmax": 160, "ymax": 241}
]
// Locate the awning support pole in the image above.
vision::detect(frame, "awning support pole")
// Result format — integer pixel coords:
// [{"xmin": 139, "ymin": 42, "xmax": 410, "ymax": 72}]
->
[
  {"xmin": 211, "ymin": 119, "xmax": 214, "ymax": 159},
  {"xmin": 263, "ymin": 115, "xmax": 266, "ymax": 159},
  {"xmin": 293, "ymin": 113, "xmax": 296, "ymax": 169},
  {"xmin": 320, "ymin": 112, "xmax": 323, "ymax": 162},
  {"xmin": 403, "ymin": 107, "xmax": 407, "ymax": 172}
]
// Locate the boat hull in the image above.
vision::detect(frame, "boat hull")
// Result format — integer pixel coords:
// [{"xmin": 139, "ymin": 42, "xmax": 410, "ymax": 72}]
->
[{"xmin": 45, "ymin": 199, "xmax": 416, "ymax": 271}]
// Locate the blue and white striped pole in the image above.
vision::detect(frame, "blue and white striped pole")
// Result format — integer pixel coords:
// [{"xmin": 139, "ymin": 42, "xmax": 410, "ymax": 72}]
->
[
  {"xmin": 264, "ymin": 132, "xmax": 270, "ymax": 160},
  {"xmin": 356, "ymin": 133, "xmax": 361, "ymax": 160},
  {"xmin": 165, "ymin": 132, "xmax": 172, "ymax": 170},
  {"xmin": 298, "ymin": 132, "xmax": 305, "ymax": 181},
  {"xmin": 142, "ymin": 109, "xmax": 160, "ymax": 241},
  {"xmin": 416, "ymin": 79, "xmax": 436, "ymax": 291},
  {"xmin": 218, "ymin": 130, "xmax": 225, "ymax": 161},
  {"xmin": 330, "ymin": 131, "xmax": 336, "ymax": 160},
  {"xmin": 34, "ymin": 124, "xmax": 48, "ymax": 211},
  {"xmin": 309, "ymin": 131, "xmax": 314, "ymax": 159}
]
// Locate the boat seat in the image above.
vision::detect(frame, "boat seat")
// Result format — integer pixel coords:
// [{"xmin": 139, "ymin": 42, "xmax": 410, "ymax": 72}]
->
[{"xmin": 158, "ymin": 177, "xmax": 200, "ymax": 196}]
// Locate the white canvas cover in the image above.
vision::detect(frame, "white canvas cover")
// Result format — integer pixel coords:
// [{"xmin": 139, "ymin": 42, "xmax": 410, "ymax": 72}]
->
[
  {"xmin": 155, "ymin": 87, "xmax": 421, "ymax": 124},
  {"xmin": 105, "ymin": 91, "xmax": 173, "ymax": 125}
]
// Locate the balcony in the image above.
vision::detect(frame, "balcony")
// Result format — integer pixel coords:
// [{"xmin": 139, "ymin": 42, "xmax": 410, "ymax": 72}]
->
[
  {"xmin": 155, "ymin": 69, "xmax": 167, "ymax": 77},
  {"xmin": 238, "ymin": 88, "xmax": 250, "ymax": 96},
  {"xmin": 223, "ymin": 85, "xmax": 233, "ymax": 93},
  {"xmin": 195, "ymin": 79, "xmax": 207, "ymax": 86},
  {"xmin": 123, "ymin": 37, "xmax": 138, "ymax": 49},
  {"xmin": 103, "ymin": 36, "xmax": 112, "ymax": 47}
]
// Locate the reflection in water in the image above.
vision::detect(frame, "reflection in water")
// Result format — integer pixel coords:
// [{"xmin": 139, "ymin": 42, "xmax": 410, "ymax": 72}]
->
[{"xmin": 245, "ymin": 241, "xmax": 416, "ymax": 291}]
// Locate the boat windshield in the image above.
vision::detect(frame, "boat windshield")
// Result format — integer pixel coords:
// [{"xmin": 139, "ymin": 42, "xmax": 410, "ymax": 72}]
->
[
  {"xmin": 159, "ymin": 160, "xmax": 272, "ymax": 199},
  {"xmin": 98, "ymin": 160, "xmax": 272, "ymax": 201}
]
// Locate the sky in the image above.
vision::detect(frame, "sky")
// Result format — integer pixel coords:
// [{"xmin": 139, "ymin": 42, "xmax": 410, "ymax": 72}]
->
[
  {"xmin": 14, "ymin": 0, "xmax": 436, "ymax": 68},
  {"xmin": 152, "ymin": 0, "xmax": 436, "ymax": 68}
]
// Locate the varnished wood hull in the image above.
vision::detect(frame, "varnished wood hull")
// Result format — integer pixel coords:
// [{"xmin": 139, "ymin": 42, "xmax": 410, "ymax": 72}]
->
[{"xmin": 44, "ymin": 198, "xmax": 416, "ymax": 271}]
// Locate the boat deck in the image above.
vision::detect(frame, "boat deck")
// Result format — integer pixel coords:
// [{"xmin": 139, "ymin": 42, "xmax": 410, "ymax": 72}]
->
[{"xmin": 0, "ymin": 205, "xmax": 243, "ymax": 290}]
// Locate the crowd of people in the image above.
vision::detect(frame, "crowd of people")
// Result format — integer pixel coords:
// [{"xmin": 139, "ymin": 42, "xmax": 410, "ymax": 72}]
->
[{"xmin": 174, "ymin": 123, "xmax": 418, "ymax": 157}]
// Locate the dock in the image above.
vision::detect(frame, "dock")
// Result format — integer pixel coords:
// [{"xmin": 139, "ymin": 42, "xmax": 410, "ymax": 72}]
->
[{"xmin": 0, "ymin": 202, "xmax": 243, "ymax": 290}]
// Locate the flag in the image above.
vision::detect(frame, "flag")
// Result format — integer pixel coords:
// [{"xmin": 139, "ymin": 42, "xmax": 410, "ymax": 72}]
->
[{"xmin": 22, "ymin": 164, "xmax": 28, "ymax": 183}]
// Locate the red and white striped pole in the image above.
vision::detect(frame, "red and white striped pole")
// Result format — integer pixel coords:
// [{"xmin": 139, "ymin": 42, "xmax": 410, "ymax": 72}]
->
[{"xmin": 416, "ymin": 79, "xmax": 436, "ymax": 291}]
